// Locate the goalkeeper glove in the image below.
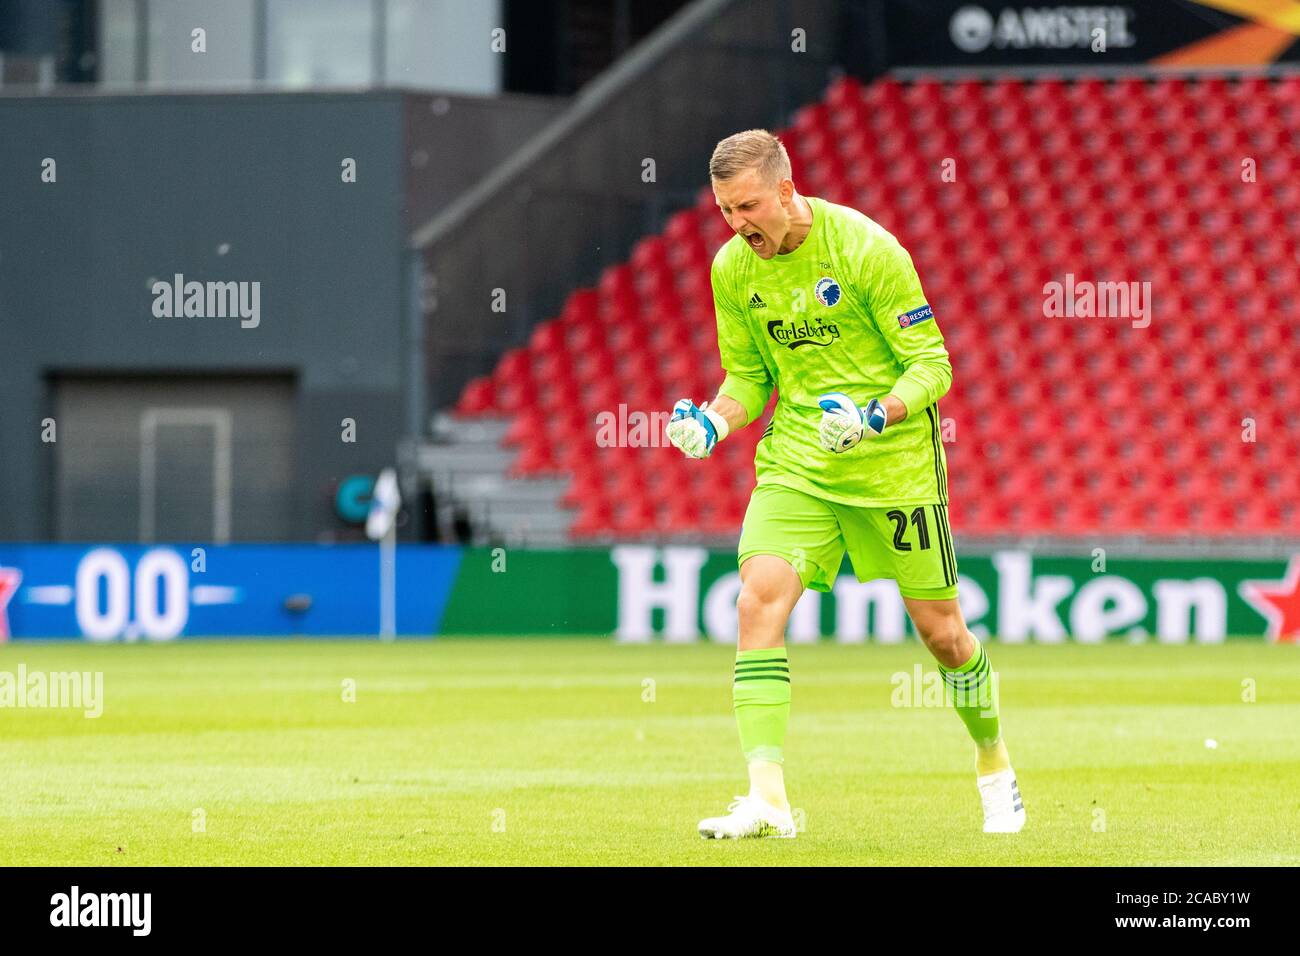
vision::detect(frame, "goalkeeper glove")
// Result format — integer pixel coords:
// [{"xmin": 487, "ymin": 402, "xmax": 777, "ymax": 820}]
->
[
  {"xmin": 816, "ymin": 392, "xmax": 887, "ymax": 453},
  {"xmin": 666, "ymin": 398, "xmax": 730, "ymax": 459}
]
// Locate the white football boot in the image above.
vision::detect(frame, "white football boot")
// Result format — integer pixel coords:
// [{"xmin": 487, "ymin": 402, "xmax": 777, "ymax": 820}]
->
[
  {"xmin": 698, "ymin": 795, "xmax": 796, "ymax": 839},
  {"xmin": 978, "ymin": 768, "xmax": 1026, "ymax": 833}
]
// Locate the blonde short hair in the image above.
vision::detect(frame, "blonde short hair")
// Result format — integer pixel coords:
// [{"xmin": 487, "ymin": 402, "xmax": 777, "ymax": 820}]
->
[{"xmin": 709, "ymin": 129, "xmax": 792, "ymax": 185}]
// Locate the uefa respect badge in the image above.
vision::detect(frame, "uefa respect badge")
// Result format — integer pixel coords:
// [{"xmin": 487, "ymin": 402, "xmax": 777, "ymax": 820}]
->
[{"xmin": 897, "ymin": 303, "xmax": 934, "ymax": 329}]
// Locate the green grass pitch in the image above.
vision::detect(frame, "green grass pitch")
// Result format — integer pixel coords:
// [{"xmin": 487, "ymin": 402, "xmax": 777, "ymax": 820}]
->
[{"xmin": 1, "ymin": 638, "xmax": 1297, "ymax": 865}]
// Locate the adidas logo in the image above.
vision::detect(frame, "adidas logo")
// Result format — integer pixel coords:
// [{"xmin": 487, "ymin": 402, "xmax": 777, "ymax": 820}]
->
[{"xmin": 748, "ymin": 293, "xmax": 767, "ymax": 309}]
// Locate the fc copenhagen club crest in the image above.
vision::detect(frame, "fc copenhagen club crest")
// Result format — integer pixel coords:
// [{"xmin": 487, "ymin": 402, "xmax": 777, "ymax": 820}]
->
[{"xmin": 814, "ymin": 277, "xmax": 841, "ymax": 307}]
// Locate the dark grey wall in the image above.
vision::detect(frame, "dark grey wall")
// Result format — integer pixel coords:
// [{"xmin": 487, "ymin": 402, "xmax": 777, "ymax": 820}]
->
[
  {"xmin": 52, "ymin": 373, "xmax": 297, "ymax": 542},
  {"xmin": 402, "ymin": 92, "xmax": 566, "ymax": 232},
  {"xmin": 0, "ymin": 91, "xmax": 408, "ymax": 541},
  {"xmin": 0, "ymin": 88, "xmax": 573, "ymax": 541}
]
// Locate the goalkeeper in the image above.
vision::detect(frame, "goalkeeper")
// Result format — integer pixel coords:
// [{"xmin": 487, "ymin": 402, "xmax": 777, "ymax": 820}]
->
[{"xmin": 667, "ymin": 129, "xmax": 1024, "ymax": 839}]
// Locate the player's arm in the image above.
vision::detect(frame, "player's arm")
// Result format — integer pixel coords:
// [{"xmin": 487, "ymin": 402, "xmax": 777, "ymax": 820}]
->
[
  {"xmin": 667, "ymin": 257, "xmax": 774, "ymax": 459},
  {"xmin": 878, "ymin": 394, "xmax": 910, "ymax": 426},
  {"xmin": 869, "ymin": 237, "xmax": 952, "ymax": 421},
  {"xmin": 817, "ymin": 237, "xmax": 951, "ymax": 452},
  {"xmin": 705, "ymin": 392, "xmax": 749, "ymax": 433}
]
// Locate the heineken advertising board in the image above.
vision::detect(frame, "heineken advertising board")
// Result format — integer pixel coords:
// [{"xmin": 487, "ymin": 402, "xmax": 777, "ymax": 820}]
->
[
  {"xmin": 1, "ymin": 544, "xmax": 1295, "ymax": 641},
  {"xmin": 442, "ymin": 546, "xmax": 1300, "ymax": 643}
]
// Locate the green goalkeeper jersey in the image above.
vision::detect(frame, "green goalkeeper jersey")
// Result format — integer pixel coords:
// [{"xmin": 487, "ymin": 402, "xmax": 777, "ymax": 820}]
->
[{"xmin": 712, "ymin": 195, "xmax": 952, "ymax": 508}]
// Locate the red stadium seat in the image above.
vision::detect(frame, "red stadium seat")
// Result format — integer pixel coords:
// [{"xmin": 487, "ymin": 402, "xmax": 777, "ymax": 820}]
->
[
  {"xmin": 449, "ymin": 73, "xmax": 1299, "ymax": 540},
  {"xmin": 455, "ymin": 376, "xmax": 495, "ymax": 414}
]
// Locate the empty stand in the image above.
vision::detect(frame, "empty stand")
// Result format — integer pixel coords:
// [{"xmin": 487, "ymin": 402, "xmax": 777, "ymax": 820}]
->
[{"xmin": 453, "ymin": 74, "xmax": 1300, "ymax": 539}]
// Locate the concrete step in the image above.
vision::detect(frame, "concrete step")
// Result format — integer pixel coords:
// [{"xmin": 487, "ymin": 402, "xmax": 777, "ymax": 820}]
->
[
  {"xmin": 478, "ymin": 508, "xmax": 575, "ymax": 540},
  {"xmin": 419, "ymin": 445, "xmax": 516, "ymax": 478},
  {"xmin": 430, "ymin": 412, "xmax": 511, "ymax": 445},
  {"xmin": 451, "ymin": 474, "xmax": 569, "ymax": 502},
  {"xmin": 474, "ymin": 498, "xmax": 575, "ymax": 522},
  {"xmin": 415, "ymin": 432, "xmax": 575, "ymax": 547}
]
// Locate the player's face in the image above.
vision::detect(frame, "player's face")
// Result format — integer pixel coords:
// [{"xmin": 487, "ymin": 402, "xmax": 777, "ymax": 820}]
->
[{"xmin": 712, "ymin": 167, "xmax": 795, "ymax": 260}]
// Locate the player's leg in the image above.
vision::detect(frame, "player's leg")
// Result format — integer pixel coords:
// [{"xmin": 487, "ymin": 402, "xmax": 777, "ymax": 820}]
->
[
  {"xmin": 732, "ymin": 553, "xmax": 803, "ymax": 814},
  {"xmin": 902, "ymin": 593, "xmax": 1006, "ymax": 768},
  {"xmin": 737, "ymin": 553, "xmax": 803, "ymax": 650},
  {"xmin": 838, "ymin": 501, "xmax": 1024, "ymax": 832},
  {"xmin": 902, "ymin": 593, "xmax": 1024, "ymax": 832},
  {"xmin": 698, "ymin": 485, "xmax": 843, "ymax": 839}
]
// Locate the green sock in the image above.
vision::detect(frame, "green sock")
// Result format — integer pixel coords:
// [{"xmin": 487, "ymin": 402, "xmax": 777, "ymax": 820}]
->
[
  {"xmin": 938, "ymin": 639, "xmax": 1008, "ymax": 772},
  {"xmin": 733, "ymin": 648, "xmax": 790, "ymax": 764}
]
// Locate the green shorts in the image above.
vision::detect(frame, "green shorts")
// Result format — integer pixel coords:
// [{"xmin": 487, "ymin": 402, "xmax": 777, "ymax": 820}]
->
[{"xmin": 737, "ymin": 483, "xmax": 959, "ymax": 600}]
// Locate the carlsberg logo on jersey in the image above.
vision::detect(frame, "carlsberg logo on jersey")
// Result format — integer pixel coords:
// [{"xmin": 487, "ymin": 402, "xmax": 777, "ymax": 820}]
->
[
  {"xmin": 766, "ymin": 317, "xmax": 841, "ymax": 349},
  {"xmin": 610, "ymin": 547, "xmax": 1284, "ymax": 643}
]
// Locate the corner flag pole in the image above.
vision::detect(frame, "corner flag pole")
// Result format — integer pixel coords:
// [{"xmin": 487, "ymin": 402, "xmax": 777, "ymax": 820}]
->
[
  {"xmin": 379, "ymin": 524, "xmax": 396, "ymax": 641},
  {"xmin": 366, "ymin": 467, "xmax": 401, "ymax": 641}
]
